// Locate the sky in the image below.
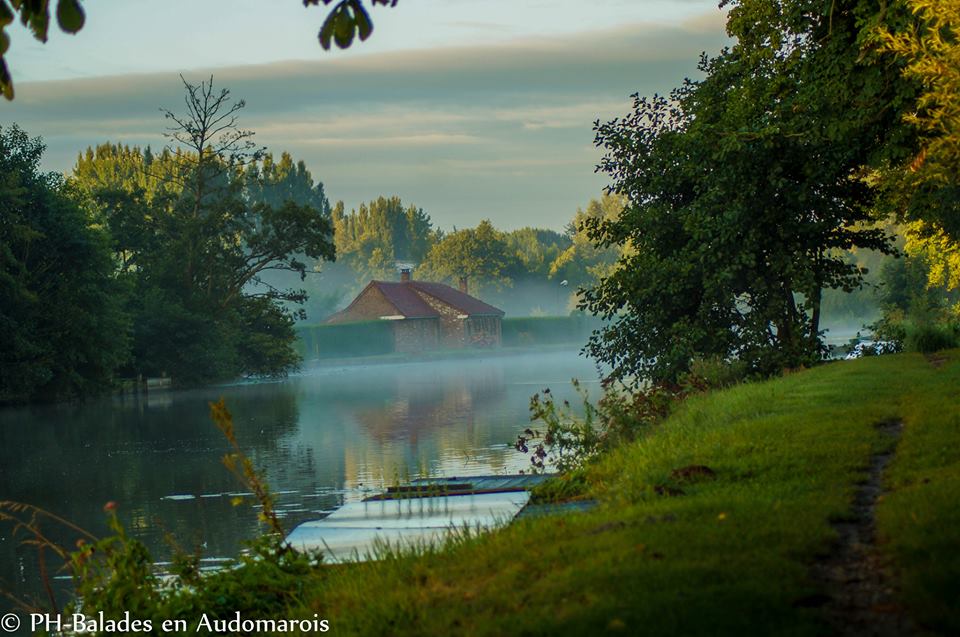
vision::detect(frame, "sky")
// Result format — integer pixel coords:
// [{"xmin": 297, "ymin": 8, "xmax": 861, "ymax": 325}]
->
[{"xmin": 1, "ymin": 0, "xmax": 731, "ymax": 231}]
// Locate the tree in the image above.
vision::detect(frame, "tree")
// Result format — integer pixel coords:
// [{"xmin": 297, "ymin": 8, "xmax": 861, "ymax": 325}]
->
[
  {"xmin": 0, "ymin": 0, "xmax": 398, "ymax": 100},
  {"xmin": 417, "ymin": 220, "xmax": 517, "ymax": 293},
  {"xmin": 582, "ymin": 0, "xmax": 913, "ymax": 385},
  {"xmin": 504, "ymin": 227, "xmax": 570, "ymax": 281},
  {"xmin": 244, "ymin": 151, "xmax": 331, "ymax": 215},
  {"xmin": 73, "ymin": 77, "xmax": 336, "ymax": 384},
  {"xmin": 877, "ymin": 0, "xmax": 960, "ymax": 296},
  {"xmin": 331, "ymin": 196, "xmax": 435, "ymax": 282},
  {"xmin": 0, "ymin": 124, "xmax": 130, "ymax": 403},
  {"xmin": 548, "ymin": 193, "xmax": 624, "ymax": 290}
]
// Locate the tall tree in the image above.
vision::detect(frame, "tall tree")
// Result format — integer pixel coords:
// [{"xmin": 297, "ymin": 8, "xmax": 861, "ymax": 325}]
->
[
  {"xmin": 0, "ymin": 125, "xmax": 130, "ymax": 403},
  {"xmin": 73, "ymin": 78, "xmax": 336, "ymax": 384},
  {"xmin": 549, "ymin": 193, "xmax": 624, "ymax": 290},
  {"xmin": 504, "ymin": 227, "xmax": 570, "ymax": 281},
  {"xmin": 417, "ymin": 220, "xmax": 517, "ymax": 293},
  {"xmin": 877, "ymin": 0, "xmax": 960, "ymax": 295},
  {"xmin": 583, "ymin": 0, "xmax": 914, "ymax": 385},
  {"xmin": 332, "ymin": 196, "xmax": 435, "ymax": 281}
]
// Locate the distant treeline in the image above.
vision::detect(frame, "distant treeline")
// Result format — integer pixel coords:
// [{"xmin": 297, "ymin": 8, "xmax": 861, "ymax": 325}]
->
[{"xmin": 290, "ymin": 194, "xmax": 626, "ymax": 321}]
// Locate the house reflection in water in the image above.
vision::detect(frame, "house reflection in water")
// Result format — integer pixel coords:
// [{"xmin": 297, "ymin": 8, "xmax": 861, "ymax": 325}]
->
[{"xmin": 321, "ymin": 362, "xmax": 511, "ymax": 488}]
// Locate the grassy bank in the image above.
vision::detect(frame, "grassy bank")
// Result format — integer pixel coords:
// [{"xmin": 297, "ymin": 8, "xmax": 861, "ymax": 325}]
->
[{"xmin": 288, "ymin": 352, "xmax": 958, "ymax": 635}]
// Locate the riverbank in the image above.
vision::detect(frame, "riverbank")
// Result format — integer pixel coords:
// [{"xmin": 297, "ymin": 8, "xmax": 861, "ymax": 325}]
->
[{"xmin": 287, "ymin": 351, "xmax": 958, "ymax": 635}]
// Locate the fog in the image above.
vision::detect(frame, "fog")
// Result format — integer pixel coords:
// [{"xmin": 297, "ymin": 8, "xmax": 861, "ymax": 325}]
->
[{"xmin": 0, "ymin": 349, "xmax": 600, "ymax": 603}]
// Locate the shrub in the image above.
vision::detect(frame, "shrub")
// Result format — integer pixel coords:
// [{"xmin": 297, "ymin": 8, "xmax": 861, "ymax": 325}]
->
[
  {"xmin": 688, "ymin": 356, "xmax": 748, "ymax": 388},
  {"xmin": 868, "ymin": 312, "xmax": 908, "ymax": 347},
  {"xmin": 906, "ymin": 323, "xmax": 959, "ymax": 353},
  {"xmin": 515, "ymin": 376, "xmax": 709, "ymax": 475},
  {"xmin": 501, "ymin": 316, "xmax": 602, "ymax": 347}
]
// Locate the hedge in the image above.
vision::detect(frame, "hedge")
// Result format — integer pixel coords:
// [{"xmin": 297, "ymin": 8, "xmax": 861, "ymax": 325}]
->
[
  {"xmin": 500, "ymin": 315, "xmax": 601, "ymax": 347},
  {"xmin": 295, "ymin": 321, "xmax": 394, "ymax": 360}
]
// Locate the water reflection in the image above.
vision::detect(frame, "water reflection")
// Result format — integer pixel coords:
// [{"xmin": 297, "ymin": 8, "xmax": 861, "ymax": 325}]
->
[{"xmin": 0, "ymin": 349, "xmax": 600, "ymax": 608}]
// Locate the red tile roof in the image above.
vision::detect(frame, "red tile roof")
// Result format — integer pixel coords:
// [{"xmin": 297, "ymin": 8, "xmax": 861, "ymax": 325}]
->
[
  {"xmin": 408, "ymin": 281, "xmax": 505, "ymax": 317},
  {"xmin": 326, "ymin": 280, "xmax": 504, "ymax": 323},
  {"xmin": 372, "ymin": 281, "xmax": 439, "ymax": 318}
]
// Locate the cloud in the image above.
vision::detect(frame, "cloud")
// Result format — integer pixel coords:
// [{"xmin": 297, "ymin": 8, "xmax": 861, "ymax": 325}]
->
[{"xmin": 3, "ymin": 17, "xmax": 730, "ymax": 230}]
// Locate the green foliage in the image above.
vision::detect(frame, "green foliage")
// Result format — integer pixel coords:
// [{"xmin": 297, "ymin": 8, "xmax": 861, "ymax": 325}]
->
[
  {"xmin": 501, "ymin": 315, "xmax": 600, "ymax": 346},
  {"xmin": 234, "ymin": 296, "xmax": 303, "ymax": 377},
  {"xmin": 878, "ymin": 251, "xmax": 952, "ymax": 317},
  {"xmin": 876, "ymin": 0, "xmax": 960, "ymax": 244},
  {"xmin": 0, "ymin": 0, "xmax": 397, "ymax": 100},
  {"xmin": 905, "ymin": 322, "xmax": 959, "ymax": 353},
  {"xmin": 332, "ymin": 196, "xmax": 436, "ymax": 282},
  {"xmin": 0, "ymin": 125, "xmax": 130, "ymax": 404},
  {"xmin": 688, "ymin": 356, "xmax": 748, "ymax": 389},
  {"xmin": 583, "ymin": 0, "xmax": 913, "ymax": 386},
  {"xmin": 284, "ymin": 354, "xmax": 960, "ymax": 636},
  {"xmin": 873, "ymin": 246, "xmax": 959, "ymax": 353},
  {"xmin": 869, "ymin": 312, "xmax": 910, "ymax": 345},
  {"xmin": 0, "ymin": 0, "xmax": 85, "ymax": 99},
  {"xmin": 503, "ymin": 227, "xmax": 571, "ymax": 281},
  {"xmin": 548, "ymin": 193, "xmax": 624, "ymax": 290},
  {"xmin": 315, "ymin": 0, "xmax": 375, "ymax": 50},
  {"xmin": 71, "ymin": 78, "xmax": 336, "ymax": 385},
  {"xmin": 417, "ymin": 220, "xmax": 517, "ymax": 294},
  {"xmin": 295, "ymin": 320, "xmax": 395, "ymax": 359},
  {"xmin": 516, "ymin": 376, "xmax": 711, "ymax": 474},
  {"xmin": 518, "ymin": 383, "xmax": 603, "ymax": 474}
]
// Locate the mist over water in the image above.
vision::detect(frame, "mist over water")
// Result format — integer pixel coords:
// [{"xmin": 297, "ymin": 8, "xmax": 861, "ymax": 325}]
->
[{"xmin": 0, "ymin": 349, "xmax": 600, "ymax": 603}]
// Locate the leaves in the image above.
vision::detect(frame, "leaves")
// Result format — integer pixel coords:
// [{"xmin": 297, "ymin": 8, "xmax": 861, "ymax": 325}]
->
[
  {"xmin": 68, "ymin": 78, "xmax": 337, "ymax": 384},
  {"xmin": 55, "ymin": 0, "xmax": 84, "ymax": 33},
  {"xmin": 0, "ymin": 125, "xmax": 131, "ymax": 404},
  {"xmin": 875, "ymin": 0, "xmax": 960, "ymax": 279},
  {"xmin": 316, "ymin": 0, "xmax": 377, "ymax": 50},
  {"xmin": 1, "ymin": 0, "xmax": 85, "ymax": 99},
  {"xmin": 1, "ymin": 0, "xmax": 398, "ymax": 100},
  {"xmin": 417, "ymin": 220, "xmax": 517, "ymax": 293},
  {"xmin": 583, "ymin": 0, "xmax": 906, "ymax": 385}
]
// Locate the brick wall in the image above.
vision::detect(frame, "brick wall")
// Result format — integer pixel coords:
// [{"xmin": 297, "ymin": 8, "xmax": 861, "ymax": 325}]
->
[
  {"xmin": 465, "ymin": 316, "xmax": 502, "ymax": 348},
  {"xmin": 394, "ymin": 318, "xmax": 440, "ymax": 353},
  {"xmin": 413, "ymin": 291, "xmax": 468, "ymax": 348}
]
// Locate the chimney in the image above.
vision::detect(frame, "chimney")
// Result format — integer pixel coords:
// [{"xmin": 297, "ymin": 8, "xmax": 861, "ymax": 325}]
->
[
  {"xmin": 458, "ymin": 276, "xmax": 468, "ymax": 294},
  {"xmin": 400, "ymin": 268, "xmax": 411, "ymax": 283}
]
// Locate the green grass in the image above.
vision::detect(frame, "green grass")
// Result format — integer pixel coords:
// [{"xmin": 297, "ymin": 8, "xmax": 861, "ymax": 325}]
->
[
  {"xmin": 877, "ymin": 351, "xmax": 960, "ymax": 632},
  {"xmin": 285, "ymin": 352, "xmax": 959, "ymax": 636}
]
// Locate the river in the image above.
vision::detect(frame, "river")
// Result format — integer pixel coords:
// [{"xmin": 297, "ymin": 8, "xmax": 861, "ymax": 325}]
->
[{"xmin": 0, "ymin": 349, "xmax": 601, "ymax": 605}]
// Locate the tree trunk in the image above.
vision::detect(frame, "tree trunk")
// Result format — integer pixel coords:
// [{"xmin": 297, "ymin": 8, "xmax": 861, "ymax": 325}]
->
[{"xmin": 810, "ymin": 285, "xmax": 822, "ymax": 341}]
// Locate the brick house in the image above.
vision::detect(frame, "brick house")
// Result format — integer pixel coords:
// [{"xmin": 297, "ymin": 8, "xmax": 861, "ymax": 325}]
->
[{"xmin": 326, "ymin": 271, "xmax": 505, "ymax": 353}]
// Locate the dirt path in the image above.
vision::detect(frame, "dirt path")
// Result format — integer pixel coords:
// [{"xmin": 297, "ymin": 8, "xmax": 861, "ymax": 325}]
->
[{"xmin": 808, "ymin": 419, "xmax": 917, "ymax": 636}]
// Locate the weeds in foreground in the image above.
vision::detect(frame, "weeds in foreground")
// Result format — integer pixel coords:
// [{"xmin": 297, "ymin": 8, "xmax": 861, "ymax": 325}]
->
[
  {"xmin": 515, "ymin": 374, "xmax": 713, "ymax": 476},
  {"xmin": 1, "ymin": 399, "xmax": 322, "ymax": 631},
  {"xmin": 210, "ymin": 398, "xmax": 285, "ymax": 537}
]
